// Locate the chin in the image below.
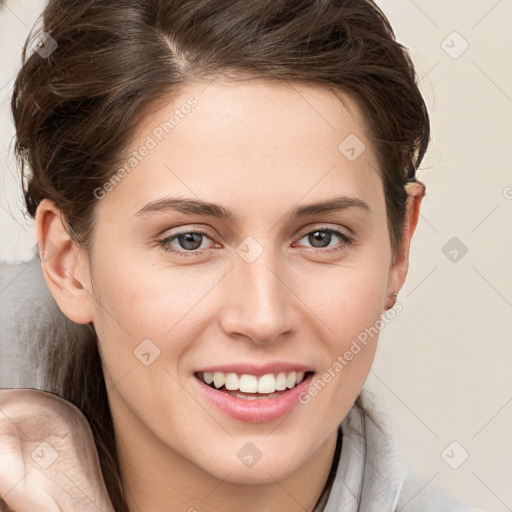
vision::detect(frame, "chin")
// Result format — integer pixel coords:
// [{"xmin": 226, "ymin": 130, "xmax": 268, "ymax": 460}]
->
[
  {"xmin": 209, "ymin": 459, "xmax": 301, "ymax": 485},
  {"xmin": 186, "ymin": 441, "xmax": 306, "ymax": 485}
]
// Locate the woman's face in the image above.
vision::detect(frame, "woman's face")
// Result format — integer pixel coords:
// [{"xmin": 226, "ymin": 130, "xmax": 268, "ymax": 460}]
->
[{"xmin": 50, "ymin": 79, "xmax": 414, "ymax": 484}]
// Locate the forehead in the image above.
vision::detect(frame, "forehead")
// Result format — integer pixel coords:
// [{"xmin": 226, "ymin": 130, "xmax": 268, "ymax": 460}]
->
[{"xmin": 96, "ymin": 78, "xmax": 383, "ymax": 221}]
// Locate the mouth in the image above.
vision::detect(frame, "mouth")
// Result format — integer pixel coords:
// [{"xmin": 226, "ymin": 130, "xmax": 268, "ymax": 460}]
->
[
  {"xmin": 194, "ymin": 370, "xmax": 315, "ymax": 400},
  {"xmin": 192, "ymin": 367, "xmax": 316, "ymax": 423}
]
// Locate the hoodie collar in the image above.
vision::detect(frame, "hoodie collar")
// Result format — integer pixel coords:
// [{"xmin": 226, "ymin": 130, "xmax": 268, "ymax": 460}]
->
[{"xmin": 323, "ymin": 395, "xmax": 408, "ymax": 512}]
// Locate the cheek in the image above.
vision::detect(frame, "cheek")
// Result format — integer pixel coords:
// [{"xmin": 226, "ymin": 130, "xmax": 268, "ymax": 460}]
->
[
  {"xmin": 90, "ymin": 259, "xmax": 216, "ymax": 373},
  {"xmin": 314, "ymin": 260, "xmax": 389, "ymax": 339},
  {"xmin": 297, "ymin": 284, "xmax": 383, "ymax": 432},
  {"xmin": 309, "ymin": 257, "xmax": 389, "ymax": 383}
]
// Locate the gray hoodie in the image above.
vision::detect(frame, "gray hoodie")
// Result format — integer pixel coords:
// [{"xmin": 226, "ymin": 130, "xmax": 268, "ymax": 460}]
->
[{"xmin": 322, "ymin": 398, "xmax": 484, "ymax": 512}]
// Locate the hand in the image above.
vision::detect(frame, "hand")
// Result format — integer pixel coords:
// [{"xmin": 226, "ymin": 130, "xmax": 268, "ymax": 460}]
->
[{"xmin": 0, "ymin": 388, "xmax": 115, "ymax": 511}]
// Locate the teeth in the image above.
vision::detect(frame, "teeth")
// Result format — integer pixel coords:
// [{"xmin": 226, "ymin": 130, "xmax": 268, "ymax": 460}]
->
[
  {"xmin": 286, "ymin": 371, "xmax": 297, "ymax": 389},
  {"xmin": 201, "ymin": 371, "xmax": 308, "ymax": 394},
  {"xmin": 257, "ymin": 374, "xmax": 275, "ymax": 394},
  {"xmin": 224, "ymin": 373, "xmax": 239, "ymax": 390},
  {"xmin": 213, "ymin": 372, "xmax": 225, "ymax": 389},
  {"xmin": 239, "ymin": 374, "xmax": 258, "ymax": 393},
  {"xmin": 275, "ymin": 372, "xmax": 287, "ymax": 390}
]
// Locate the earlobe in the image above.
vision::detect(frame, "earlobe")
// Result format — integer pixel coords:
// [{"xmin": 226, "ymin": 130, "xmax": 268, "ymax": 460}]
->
[
  {"xmin": 35, "ymin": 198, "xmax": 94, "ymax": 325},
  {"xmin": 384, "ymin": 180, "xmax": 426, "ymax": 310}
]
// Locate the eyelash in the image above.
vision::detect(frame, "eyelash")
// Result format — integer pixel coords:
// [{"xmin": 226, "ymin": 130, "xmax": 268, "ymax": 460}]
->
[{"xmin": 156, "ymin": 226, "xmax": 354, "ymax": 258}]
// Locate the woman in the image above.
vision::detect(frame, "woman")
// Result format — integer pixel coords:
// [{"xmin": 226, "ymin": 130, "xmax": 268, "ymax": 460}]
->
[{"xmin": 0, "ymin": 0, "xmax": 480, "ymax": 510}]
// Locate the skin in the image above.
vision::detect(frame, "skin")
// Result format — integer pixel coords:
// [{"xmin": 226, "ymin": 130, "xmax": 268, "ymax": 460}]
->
[
  {"xmin": 0, "ymin": 388, "xmax": 114, "ymax": 511},
  {"xmin": 31, "ymin": 79, "xmax": 424, "ymax": 511}
]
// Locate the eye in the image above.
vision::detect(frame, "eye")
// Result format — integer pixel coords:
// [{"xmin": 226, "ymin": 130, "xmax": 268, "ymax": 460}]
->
[
  {"xmin": 293, "ymin": 226, "xmax": 353, "ymax": 255},
  {"xmin": 156, "ymin": 229, "xmax": 217, "ymax": 258},
  {"xmin": 156, "ymin": 225, "xmax": 354, "ymax": 258}
]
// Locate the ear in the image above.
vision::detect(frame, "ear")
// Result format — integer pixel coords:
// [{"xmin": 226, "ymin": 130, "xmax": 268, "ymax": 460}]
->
[
  {"xmin": 384, "ymin": 180, "xmax": 426, "ymax": 310},
  {"xmin": 35, "ymin": 199, "xmax": 94, "ymax": 324}
]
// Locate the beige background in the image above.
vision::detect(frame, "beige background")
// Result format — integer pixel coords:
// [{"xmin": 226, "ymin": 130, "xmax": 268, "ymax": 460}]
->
[{"xmin": 1, "ymin": 1, "xmax": 511, "ymax": 510}]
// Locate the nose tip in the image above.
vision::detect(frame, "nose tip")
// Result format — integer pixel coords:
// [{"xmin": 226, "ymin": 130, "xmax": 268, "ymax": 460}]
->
[
  {"xmin": 220, "ymin": 260, "xmax": 293, "ymax": 345},
  {"xmin": 222, "ymin": 298, "xmax": 291, "ymax": 345},
  {"xmin": 242, "ymin": 322, "xmax": 290, "ymax": 346}
]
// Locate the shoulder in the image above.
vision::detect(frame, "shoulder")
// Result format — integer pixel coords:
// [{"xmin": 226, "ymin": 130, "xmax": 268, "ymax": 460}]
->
[
  {"xmin": 397, "ymin": 473, "xmax": 485, "ymax": 512},
  {"xmin": 324, "ymin": 394, "xmax": 486, "ymax": 512}
]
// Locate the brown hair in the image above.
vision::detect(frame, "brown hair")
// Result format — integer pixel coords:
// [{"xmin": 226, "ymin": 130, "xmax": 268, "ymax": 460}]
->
[{"xmin": 11, "ymin": 0, "xmax": 430, "ymax": 509}]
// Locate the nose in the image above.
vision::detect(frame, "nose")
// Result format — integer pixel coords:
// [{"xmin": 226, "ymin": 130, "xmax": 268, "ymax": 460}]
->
[{"xmin": 219, "ymin": 249, "xmax": 293, "ymax": 345}]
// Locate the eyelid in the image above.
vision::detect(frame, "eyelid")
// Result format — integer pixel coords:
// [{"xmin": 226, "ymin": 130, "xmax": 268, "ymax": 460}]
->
[
  {"xmin": 294, "ymin": 223, "xmax": 353, "ymax": 241},
  {"xmin": 155, "ymin": 226, "xmax": 218, "ymax": 258},
  {"xmin": 156, "ymin": 222, "xmax": 354, "ymax": 257}
]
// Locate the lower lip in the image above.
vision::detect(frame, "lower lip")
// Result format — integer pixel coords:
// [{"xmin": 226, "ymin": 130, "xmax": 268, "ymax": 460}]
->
[{"xmin": 192, "ymin": 373, "xmax": 314, "ymax": 424}]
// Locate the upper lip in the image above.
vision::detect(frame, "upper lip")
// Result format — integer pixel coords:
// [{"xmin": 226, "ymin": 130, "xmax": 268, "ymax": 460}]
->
[{"xmin": 195, "ymin": 362, "xmax": 314, "ymax": 377}]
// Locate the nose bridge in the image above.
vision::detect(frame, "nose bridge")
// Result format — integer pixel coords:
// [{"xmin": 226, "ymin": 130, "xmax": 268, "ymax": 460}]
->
[{"xmin": 222, "ymin": 238, "xmax": 292, "ymax": 344}]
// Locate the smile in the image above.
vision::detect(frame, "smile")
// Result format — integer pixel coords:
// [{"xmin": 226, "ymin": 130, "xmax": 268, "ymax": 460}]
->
[
  {"xmin": 196, "ymin": 370, "xmax": 310, "ymax": 396},
  {"xmin": 192, "ymin": 370, "xmax": 315, "ymax": 423}
]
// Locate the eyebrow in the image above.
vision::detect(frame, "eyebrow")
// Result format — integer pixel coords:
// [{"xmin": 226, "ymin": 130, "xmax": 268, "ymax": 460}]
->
[{"xmin": 134, "ymin": 195, "xmax": 371, "ymax": 220}]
